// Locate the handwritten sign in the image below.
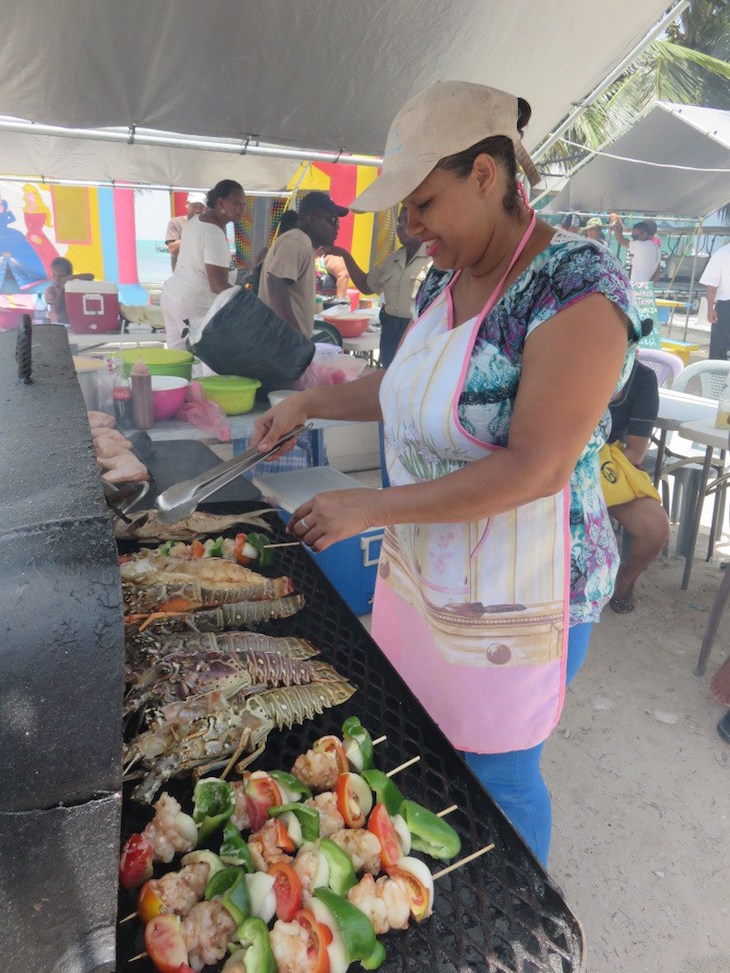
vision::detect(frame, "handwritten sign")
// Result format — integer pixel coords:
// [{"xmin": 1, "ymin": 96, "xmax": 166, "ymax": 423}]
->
[{"xmin": 631, "ymin": 282, "xmax": 661, "ymax": 349}]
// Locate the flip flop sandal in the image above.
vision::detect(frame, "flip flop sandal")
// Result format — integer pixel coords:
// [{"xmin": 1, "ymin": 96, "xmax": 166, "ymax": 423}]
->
[{"xmin": 610, "ymin": 592, "xmax": 635, "ymax": 613}]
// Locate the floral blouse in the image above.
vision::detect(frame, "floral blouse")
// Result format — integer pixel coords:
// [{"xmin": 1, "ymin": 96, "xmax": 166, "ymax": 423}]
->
[{"xmin": 417, "ymin": 230, "xmax": 642, "ymax": 624}]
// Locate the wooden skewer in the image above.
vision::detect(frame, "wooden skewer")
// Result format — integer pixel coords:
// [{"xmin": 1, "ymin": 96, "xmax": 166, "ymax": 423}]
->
[
  {"xmin": 128, "ymin": 950, "xmax": 148, "ymax": 962},
  {"xmin": 264, "ymin": 541, "xmax": 301, "ymax": 548},
  {"xmin": 432, "ymin": 843, "xmax": 495, "ymax": 880},
  {"xmin": 385, "ymin": 755, "xmax": 420, "ymax": 777},
  {"xmin": 371, "ymin": 734, "xmax": 387, "ymax": 746},
  {"xmin": 119, "ymin": 910, "xmax": 137, "ymax": 924},
  {"xmin": 436, "ymin": 804, "xmax": 458, "ymax": 817}
]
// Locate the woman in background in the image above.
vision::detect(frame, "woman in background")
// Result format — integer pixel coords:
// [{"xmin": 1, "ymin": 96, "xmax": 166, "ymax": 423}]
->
[{"xmin": 160, "ymin": 180, "xmax": 244, "ymax": 350}]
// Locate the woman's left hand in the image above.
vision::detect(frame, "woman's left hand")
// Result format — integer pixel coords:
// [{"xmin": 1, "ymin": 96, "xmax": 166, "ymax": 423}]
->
[{"xmin": 287, "ymin": 488, "xmax": 381, "ymax": 551}]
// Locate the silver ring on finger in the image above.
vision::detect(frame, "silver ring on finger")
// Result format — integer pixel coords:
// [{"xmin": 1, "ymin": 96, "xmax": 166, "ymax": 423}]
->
[{"xmin": 300, "ymin": 518, "xmax": 310, "ymax": 532}]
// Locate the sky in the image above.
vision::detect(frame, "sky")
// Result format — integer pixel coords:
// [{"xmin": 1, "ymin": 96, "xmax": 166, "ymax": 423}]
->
[{"xmin": 134, "ymin": 189, "xmax": 173, "ymax": 240}]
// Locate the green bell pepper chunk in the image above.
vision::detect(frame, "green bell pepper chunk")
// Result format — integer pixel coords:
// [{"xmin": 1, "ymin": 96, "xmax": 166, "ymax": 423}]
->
[
  {"xmin": 269, "ymin": 769, "xmax": 312, "ymax": 801},
  {"xmin": 361, "ymin": 769, "xmax": 405, "ymax": 817},
  {"xmin": 268, "ymin": 803, "xmax": 320, "ymax": 842},
  {"xmin": 193, "ymin": 777, "xmax": 236, "ymax": 842},
  {"xmin": 158, "ymin": 540, "xmax": 174, "ymax": 556},
  {"xmin": 204, "ymin": 536, "xmax": 225, "ymax": 558},
  {"xmin": 342, "ymin": 716, "xmax": 375, "ymax": 771},
  {"xmin": 313, "ymin": 887, "xmax": 385, "ymax": 970},
  {"xmin": 204, "ymin": 866, "xmax": 252, "ymax": 925},
  {"xmin": 235, "ymin": 916, "xmax": 277, "ymax": 973},
  {"xmin": 319, "ymin": 837, "xmax": 357, "ymax": 896},
  {"xmin": 400, "ymin": 799, "xmax": 462, "ymax": 859},
  {"xmin": 219, "ymin": 821, "xmax": 254, "ymax": 872},
  {"xmin": 246, "ymin": 532, "xmax": 274, "ymax": 567}
]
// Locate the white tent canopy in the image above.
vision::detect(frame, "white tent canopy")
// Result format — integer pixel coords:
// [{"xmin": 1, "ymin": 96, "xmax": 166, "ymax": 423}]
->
[
  {"xmin": 546, "ymin": 102, "xmax": 730, "ymax": 219},
  {"xmin": 0, "ymin": 128, "xmax": 300, "ymax": 192},
  {"xmin": 0, "ymin": 0, "xmax": 680, "ymax": 190}
]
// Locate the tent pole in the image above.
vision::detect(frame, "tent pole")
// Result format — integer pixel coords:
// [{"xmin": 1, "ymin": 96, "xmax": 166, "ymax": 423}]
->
[
  {"xmin": 683, "ymin": 220, "xmax": 703, "ymax": 341},
  {"xmin": 530, "ymin": 1, "xmax": 690, "ymax": 163}
]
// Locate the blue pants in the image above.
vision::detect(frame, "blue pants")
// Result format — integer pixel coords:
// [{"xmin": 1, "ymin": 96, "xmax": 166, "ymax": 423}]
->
[{"xmin": 462, "ymin": 622, "xmax": 593, "ymax": 867}]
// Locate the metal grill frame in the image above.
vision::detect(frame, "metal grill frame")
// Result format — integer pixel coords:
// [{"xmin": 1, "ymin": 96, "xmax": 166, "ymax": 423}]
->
[{"xmin": 118, "ymin": 502, "xmax": 585, "ymax": 973}]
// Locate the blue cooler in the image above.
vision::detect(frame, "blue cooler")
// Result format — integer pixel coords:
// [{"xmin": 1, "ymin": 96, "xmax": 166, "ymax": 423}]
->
[{"xmin": 253, "ymin": 467, "xmax": 384, "ymax": 615}]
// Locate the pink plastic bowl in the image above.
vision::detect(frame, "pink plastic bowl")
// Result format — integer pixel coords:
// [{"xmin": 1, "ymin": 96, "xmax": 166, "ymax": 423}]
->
[
  {"xmin": 151, "ymin": 376, "xmax": 188, "ymax": 421},
  {"xmin": 322, "ymin": 313, "xmax": 370, "ymax": 338}
]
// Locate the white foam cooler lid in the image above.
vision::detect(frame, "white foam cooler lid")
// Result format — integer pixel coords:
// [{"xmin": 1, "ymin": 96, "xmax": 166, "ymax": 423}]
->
[
  {"xmin": 253, "ymin": 467, "xmax": 363, "ymax": 513},
  {"xmin": 65, "ymin": 280, "xmax": 118, "ymax": 294}
]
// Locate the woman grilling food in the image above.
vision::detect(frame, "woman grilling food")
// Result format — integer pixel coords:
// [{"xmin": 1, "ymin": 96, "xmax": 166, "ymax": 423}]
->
[{"xmin": 251, "ymin": 81, "xmax": 641, "ymax": 866}]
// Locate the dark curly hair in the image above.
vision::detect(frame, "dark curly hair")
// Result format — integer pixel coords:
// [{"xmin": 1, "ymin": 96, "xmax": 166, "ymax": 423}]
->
[
  {"xmin": 435, "ymin": 98, "xmax": 531, "ymax": 216},
  {"xmin": 206, "ymin": 179, "xmax": 244, "ymax": 209}
]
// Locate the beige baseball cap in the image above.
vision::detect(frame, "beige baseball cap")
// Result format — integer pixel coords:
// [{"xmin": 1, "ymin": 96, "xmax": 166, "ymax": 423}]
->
[{"xmin": 351, "ymin": 81, "xmax": 540, "ymax": 213}]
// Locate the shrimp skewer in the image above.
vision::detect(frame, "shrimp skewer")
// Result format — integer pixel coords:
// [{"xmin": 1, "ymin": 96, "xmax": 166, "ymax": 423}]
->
[{"xmin": 182, "ymin": 899, "xmax": 237, "ymax": 972}]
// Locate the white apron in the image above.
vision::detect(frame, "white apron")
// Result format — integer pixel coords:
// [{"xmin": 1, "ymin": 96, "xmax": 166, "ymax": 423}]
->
[{"xmin": 371, "ymin": 219, "xmax": 570, "ymax": 753}]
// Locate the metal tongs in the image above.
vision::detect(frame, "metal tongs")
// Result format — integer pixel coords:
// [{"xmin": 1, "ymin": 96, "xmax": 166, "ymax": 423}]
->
[{"xmin": 154, "ymin": 424, "xmax": 309, "ymax": 524}]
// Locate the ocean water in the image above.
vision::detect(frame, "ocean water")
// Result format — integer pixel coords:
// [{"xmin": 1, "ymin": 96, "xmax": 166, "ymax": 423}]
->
[{"xmin": 136, "ymin": 239, "xmax": 173, "ymax": 285}]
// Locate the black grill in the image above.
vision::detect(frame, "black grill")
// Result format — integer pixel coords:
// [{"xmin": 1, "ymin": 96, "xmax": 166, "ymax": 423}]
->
[{"xmin": 118, "ymin": 502, "xmax": 585, "ymax": 972}]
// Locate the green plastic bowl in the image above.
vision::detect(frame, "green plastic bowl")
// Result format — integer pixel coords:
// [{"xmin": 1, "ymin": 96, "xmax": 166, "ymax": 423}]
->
[
  {"xmin": 197, "ymin": 375, "xmax": 262, "ymax": 415},
  {"xmin": 121, "ymin": 348, "xmax": 194, "ymax": 380}
]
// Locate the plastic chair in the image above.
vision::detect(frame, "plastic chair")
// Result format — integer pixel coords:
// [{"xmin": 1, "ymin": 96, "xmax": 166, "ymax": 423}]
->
[
  {"xmin": 636, "ymin": 348, "xmax": 684, "ymax": 388},
  {"xmin": 672, "ymin": 359, "xmax": 730, "ymax": 399}
]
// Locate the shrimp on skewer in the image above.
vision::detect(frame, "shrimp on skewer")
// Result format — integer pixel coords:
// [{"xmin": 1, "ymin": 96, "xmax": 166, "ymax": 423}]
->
[
  {"xmin": 292, "ymin": 843, "xmax": 324, "ymax": 898},
  {"xmin": 141, "ymin": 792, "xmax": 198, "ymax": 863},
  {"xmin": 347, "ymin": 872, "xmax": 411, "ymax": 934},
  {"xmin": 329, "ymin": 828, "xmax": 381, "ymax": 874},
  {"xmin": 269, "ymin": 919, "xmax": 312, "ymax": 973},
  {"xmin": 230, "ymin": 778, "xmax": 251, "ymax": 831},
  {"xmin": 291, "ymin": 734, "xmax": 348, "ymax": 792},
  {"xmin": 304, "ymin": 791, "xmax": 344, "ymax": 837},
  {"xmin": 248, "ymin": 818, "xmax": 295, "ymax": 872},
  {"xmin": 181, "ymin": 899, "xmax": 237, "ymax": 972},
  {"xmin": 291, "ymin": 748, "xmax": 340, "ymax": 792},
  {"xmin": 138, "ymin": 861, "xmax": 211, "ymax": 920}
]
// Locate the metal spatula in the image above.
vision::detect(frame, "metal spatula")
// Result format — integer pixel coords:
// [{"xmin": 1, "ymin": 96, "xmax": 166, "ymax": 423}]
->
[{"xmin": 154, "ymin": 424, "xmax": 309, "ymax": 524}]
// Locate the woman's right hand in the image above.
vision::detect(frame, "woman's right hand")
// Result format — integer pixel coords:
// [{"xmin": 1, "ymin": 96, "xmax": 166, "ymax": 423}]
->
[{"xmin": 251, "ymin": 393, "xmax": 311, "ymax": 455}]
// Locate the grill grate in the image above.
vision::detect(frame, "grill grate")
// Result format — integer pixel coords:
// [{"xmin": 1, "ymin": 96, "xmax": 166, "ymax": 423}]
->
[{"xmin": 117, "ymin": 503, "xmax": 585, "ymax": 972}]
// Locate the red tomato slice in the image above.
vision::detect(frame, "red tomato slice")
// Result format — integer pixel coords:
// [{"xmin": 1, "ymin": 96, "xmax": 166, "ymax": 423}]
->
[
  {"xmin": 191, "ymin": 540, "xmax": 205, "ymax": 558},
  {"xmin": 294, "ymin": 909, "xmax": 331, "ymax": 973},
  {"xmin": 273, "ymin": 817, "xmax": 297, "ymax": 854},
  {"xmin": 119, "ymin": 832, "xmax": 154, "ymax": 889},
  {"xmin": 137, "ymin": 880, "xmax": 164, "ymax": 924},
  {"xmin": 245, "ymin": 773, "xmax": 282, "ymax": 832},
  {"xmin": 144, "ymin": 914, "xmax": 189, "ymax": 973},
  {"xmin": 313, "ymin": 735, "xmax": 349, "ymax": 775},
  {"xmin": 389, "ymin": 867, "xmax": 431, "ymax": 922},
  {"xmin": 335, "ymin": 773, "xmax": 372, "ymax": 828},
  {"xmin": 367, "ymin": 803, "xmax": 402, "ymax": 871},
  {"xmin": 268, "ymin": 861, "xmax": 304, "ymax": 921}
]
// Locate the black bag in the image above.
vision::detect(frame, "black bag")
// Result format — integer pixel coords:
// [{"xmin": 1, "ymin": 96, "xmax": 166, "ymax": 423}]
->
[{"xmin": 193, "ymin": 287, "xmax": 315, "ymax": 391}]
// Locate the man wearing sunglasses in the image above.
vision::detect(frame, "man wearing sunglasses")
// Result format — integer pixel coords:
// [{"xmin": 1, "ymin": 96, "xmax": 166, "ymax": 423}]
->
[{"xmin": 258, "ymin": 190, "xmax": 348, "ymax": 336}]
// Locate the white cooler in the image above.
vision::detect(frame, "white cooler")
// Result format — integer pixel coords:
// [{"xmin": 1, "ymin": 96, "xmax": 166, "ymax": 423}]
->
[{"xmin": 253, "ymin": 467, "xmax": 384, "ymax": 615}]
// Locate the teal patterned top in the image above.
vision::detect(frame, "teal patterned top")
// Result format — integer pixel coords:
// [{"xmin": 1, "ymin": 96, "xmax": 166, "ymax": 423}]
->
[{"xmin": 423, "ymin": 230, "xmax": 642, "ymax": 624}]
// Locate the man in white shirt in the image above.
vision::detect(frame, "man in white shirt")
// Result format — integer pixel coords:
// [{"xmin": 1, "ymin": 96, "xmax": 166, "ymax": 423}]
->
[
  {"xmin": 700, "ymin": 242, "xmax": 730, "ymax": 360},
  {"xmin": 258, "ymin": 191, "xmax": 347, "ymax": 337},
  {"xmin": 609, "ymin": 216, "xmax": 661, "ymax": 283},
  {"xmin": 165, "ymin": 191, "xmax": 207, "ymax": 270}
]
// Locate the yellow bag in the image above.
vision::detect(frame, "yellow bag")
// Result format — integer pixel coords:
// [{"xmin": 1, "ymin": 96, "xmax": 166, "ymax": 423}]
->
[{"xmin": 598, "ymin": 442, "xmax": 661, "ymax": 507}]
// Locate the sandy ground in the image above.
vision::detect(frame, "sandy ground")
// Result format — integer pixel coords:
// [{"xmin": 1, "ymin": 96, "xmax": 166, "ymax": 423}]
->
[
  {"xmin": 544, "ymin": 533, "xmax": 730, "ymax": 973},
  {"xmin": 540, "ymin": 312, "xmax": 730, "ymax": 973}
]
